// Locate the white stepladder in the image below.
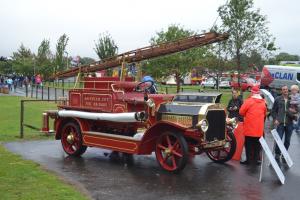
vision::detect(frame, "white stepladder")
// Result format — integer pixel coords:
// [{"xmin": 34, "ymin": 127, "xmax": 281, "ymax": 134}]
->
[
  {"xmin": 259, "ymin": 137, "xmax": 285, "ymax": 184},
  {"xmin": 271, "ymin": 129, "xmax": 294, "ymax": 168},
  {"xmin": 259, "ymin": 129, "xmax": 294, "ymax": 184}
]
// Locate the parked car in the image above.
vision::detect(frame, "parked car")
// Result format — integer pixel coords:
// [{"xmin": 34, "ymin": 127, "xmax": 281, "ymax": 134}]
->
[
  {"xmin": 219, "ymin": 77, "xmax": 231, "ymax": 88},
  {"xmin": 230, "ymin": 77, "xmax": 258, "ymax": 91},
  {"xmin": 202, "ymin": 77, "xmax": 231, "ymax": 89},
  {"xmin": 201, "ymin": 78, "xmax": 216, "ymax": 88}
]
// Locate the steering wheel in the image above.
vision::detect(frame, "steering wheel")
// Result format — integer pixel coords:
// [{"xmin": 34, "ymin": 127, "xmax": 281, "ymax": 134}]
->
[{"xmin": 134, "ymin": 80, "xmax": 154, "ymax": 93}]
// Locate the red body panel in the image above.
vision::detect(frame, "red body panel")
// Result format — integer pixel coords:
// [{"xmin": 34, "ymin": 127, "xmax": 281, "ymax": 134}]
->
[{"xmin": 83, "ymin": 133, "xmax": 140, "ymax": 154}]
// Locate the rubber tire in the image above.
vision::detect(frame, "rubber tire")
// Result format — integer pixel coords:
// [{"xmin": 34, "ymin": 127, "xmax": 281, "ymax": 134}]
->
[
  {"xmin": 206, "ymin": 131, "xmax": 237, "ymax": 163},
  {"xmin": 155, "ymin": 131, "xmax": 189, "ymax": 173},
  {"xmin": 61, "ymin": 122, "xmax": 87, "ymax": 156}
]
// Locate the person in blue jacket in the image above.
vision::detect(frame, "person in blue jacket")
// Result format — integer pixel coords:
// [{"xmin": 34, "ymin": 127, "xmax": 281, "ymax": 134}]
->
[{"xmin": 142, "ymin": 76, "xmax": 157, "ymax": 94}]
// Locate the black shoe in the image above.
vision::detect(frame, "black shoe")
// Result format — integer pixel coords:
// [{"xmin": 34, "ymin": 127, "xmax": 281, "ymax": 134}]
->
[
  {"xmin": 255, "ymin": 160, "xmax": 262, "ymax": 166},
  {"xmin": 281, "ymin": 156, "xmax": 287, "ymax": 164},
  {"xmin": 240, "ymin": 160, "xmax": 250, "ymax": 165},
  {"xmin": 109, "ymin": 151, "xmax": 120, "ymax": 161},
  {"xmin": 122, "ymin": 153, "xmax": 134, "ymax": 165}
]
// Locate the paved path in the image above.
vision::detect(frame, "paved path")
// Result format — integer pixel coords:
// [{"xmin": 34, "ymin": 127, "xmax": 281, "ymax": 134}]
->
[{"xmin": 4, "ymin": 132, "xmax": 300, "ymax": 200}]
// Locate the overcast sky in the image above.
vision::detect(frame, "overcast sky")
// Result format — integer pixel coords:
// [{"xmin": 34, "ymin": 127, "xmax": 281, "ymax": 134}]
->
[{"xmin": 0, "ymin": 0, "xmax": 299, "ymax": 59}]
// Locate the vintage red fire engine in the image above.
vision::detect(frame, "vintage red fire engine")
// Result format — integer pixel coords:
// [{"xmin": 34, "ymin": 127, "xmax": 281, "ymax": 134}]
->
[{"xmin": 42, "ymin": 32, "xmax": 236, "ymax": 172}]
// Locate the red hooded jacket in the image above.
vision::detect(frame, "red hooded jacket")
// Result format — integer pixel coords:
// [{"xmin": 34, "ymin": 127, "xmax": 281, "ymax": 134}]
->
[{"xmin": 239, "ymin": 95, "xmax": 266, "ymax": 137}]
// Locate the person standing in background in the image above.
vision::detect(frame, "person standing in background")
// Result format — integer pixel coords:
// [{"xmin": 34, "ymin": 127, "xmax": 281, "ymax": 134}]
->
[
  {"xmin": 227, "ymin": 89, "xmax": 243, "ymax": 122},
  {"xmin": 6, "ymin": 77, "xmax": 13, "ymax": 91},
  {"xmin": 239, "ymin": 86, "xmax": 267, "ymax": 165},
  {"xmin": 13, "ymin": 78, "xmax": 18, "ymax": 92},
  {"xmin": 35, "ymin": 74, "xmax": 42, "ymax": 87},
  {"xmin": 289, "ymin": 85, "xmax": 300, "ymax": 133},
  {"xmin": 271, "ymin": 85, "xmax": 294, "ymax": 163}
]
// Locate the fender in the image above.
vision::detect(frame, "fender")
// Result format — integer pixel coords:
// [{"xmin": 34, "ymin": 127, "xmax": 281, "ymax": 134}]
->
[
  {"xmin": 137, "ymin": 121, "xmax": 187, "ymax": 154},
  {"xmin": 55, "ymin": 117, "xmax": 90, "ymax": 140}
]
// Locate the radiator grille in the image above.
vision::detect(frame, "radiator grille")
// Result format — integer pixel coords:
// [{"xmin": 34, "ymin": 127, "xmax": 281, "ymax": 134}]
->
[{"xmin": 205, "ymin": 110, "xmax": 226, "ymax": 142}]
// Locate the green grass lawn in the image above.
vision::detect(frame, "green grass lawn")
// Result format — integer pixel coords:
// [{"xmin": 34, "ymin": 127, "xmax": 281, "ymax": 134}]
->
[
  {"xmin": 0, "ymin": 96, "xmax": 57, "ymax": 142},
  {"xmin": 0, "ymin": 96, "xmax": 88, "ymax": 200},
  {"xmin": 0, "ymin": 146, "xmax": 88, "ymax": 200}
]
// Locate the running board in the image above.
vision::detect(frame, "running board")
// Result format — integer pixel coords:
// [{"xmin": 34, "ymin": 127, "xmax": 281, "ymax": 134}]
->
[
  {"xmin": 83, "ymin": 131, "xmax": 142, "ymax": 141},
  {"xmin": 82, "ymin": 131, "xmax": 142, "ymax": 154}
]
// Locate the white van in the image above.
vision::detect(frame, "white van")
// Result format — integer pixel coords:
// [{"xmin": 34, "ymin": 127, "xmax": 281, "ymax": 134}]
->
[{"xmin": 261, "ymin": 65, "xmax": 300, "ymax": 89}]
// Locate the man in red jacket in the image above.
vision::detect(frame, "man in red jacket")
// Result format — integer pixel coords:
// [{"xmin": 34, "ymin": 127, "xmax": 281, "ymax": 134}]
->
[{"xmin": 239, "ymin": 86, "xmax": 267, "ymax": 165}]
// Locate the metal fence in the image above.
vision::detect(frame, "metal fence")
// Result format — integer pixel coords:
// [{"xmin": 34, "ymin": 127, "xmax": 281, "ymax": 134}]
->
[
  {"xmin": 19, "ymin": 99, "xmax": 63, "ymax": 138},
  {"xmin": 24, "ymin": 84, "xmax": 68, "ymax": 102}
]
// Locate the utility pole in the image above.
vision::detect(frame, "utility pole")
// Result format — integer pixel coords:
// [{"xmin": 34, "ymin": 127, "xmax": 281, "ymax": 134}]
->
[{"xmin": 217, "ymin": 43, "xmax": 221, "ymax": 91}]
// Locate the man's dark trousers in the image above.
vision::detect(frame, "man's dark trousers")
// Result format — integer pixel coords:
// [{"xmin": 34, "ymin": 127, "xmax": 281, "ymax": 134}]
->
[{"xmin": 275, "ymin": 123, "xmax": 293, "ymax": 155}]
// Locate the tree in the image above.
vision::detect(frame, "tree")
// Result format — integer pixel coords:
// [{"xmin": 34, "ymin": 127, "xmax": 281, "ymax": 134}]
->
[
  {"xmin": 275, "ymin": 52, "xmax": 299, "ymax": 62},
  {"xmin": 36, "ymin": 39, "xmax": 53, "ymax": 77},
  {"xmin": 237, "ymin": 50, "xmax": 263, "ymax": 71},
  {"xmin": 94, "ymin": 33, "xmax": 118, "ymax": 60},
  {"xmin": 217, "ymin": 0, "xmax": 276, "ymax": 82},
  {"xmin": 13, "ymin": 43, "xmax": 32, "ymax": 59},
  {"xmin": 145, "ymin": 25, "xmax": 209, "ymax": 92},
  {"xmin": 11, "ymin": 44, "xmax": 35, "ymax": 76},
  {"xmin": 55, "ymin": 34, "xmax": 69, "ymax": 73},
  {"xmin": 79, "ymin": 57, "xmax": 95, "ymax": 65},
  {"xmin": 266, "ymin": 52, "xmax": 300, "ymax": 65},
  {"xmin": 0, "ymin": 57, "xmax": 13, "ymax": 75}
]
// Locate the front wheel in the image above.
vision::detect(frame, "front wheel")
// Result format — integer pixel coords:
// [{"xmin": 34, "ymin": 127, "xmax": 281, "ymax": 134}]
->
[
  {"xmin": 61, "ymin": 122, "xmax": 87, "ymax": 156},
  {"xmin": 206, "ymin": 131, "xmax": 236, "ymax": 163},
  {"xmin": 155, "ymin": 131, "xmax": 189, "ymax": 173}
]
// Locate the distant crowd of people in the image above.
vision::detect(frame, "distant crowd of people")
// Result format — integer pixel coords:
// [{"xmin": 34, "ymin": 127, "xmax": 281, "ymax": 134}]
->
[
  {"xmin": 227, "ymin": 85, "xmax": 299, "ymax": 165},
  {"xmin": 0, "ymin": 74, "xmax": 42, "ymax": 93}
]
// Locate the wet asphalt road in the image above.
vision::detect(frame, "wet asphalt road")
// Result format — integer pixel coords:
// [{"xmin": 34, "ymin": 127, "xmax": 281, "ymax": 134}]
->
[{"xmin": 4, "ymin": 133, "xmax": 300, "ymax": 200}]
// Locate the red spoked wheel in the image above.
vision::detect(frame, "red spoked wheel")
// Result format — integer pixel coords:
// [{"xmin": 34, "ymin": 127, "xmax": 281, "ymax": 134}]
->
[
  {"xmin": 206, "ymin": 131, "xmax": 236, "ymax": 163},
  {"xmin": 61, "ymin": 122, "xmax": 87, "ymax": 156},
  {"xmin": 155, "ymin": 131, "xmax": 188, "ymax": 173}
]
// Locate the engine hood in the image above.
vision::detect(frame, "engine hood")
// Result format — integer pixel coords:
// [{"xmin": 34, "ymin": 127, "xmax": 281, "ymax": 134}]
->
[
  {"xmin": 157, "ymin": 103, "xmax": 203, "ymax": 115},
  {"xmin": 156, "ymin": 102, "xmax": 224, "ymax": 129}
]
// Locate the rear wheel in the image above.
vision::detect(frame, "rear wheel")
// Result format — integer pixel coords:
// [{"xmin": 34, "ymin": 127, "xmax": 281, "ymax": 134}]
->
[
  {"xmin": 206, "ymin": 131, "xmax": 236, "ymax": 163},
  {"xmin": 155, "ymin": 131, "xmax": 189, "ymax": 173},
  {"xmin": 61, "ymin": 122, "xmax": 87, "ymax": 156}
]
